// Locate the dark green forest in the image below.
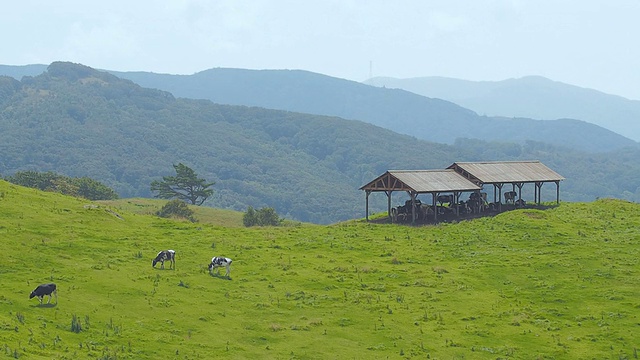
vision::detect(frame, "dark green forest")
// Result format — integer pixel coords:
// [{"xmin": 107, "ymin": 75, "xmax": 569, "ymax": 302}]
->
[{"xmin": 1, "ymin": 62, "xmax": 639, "ymax": 223}]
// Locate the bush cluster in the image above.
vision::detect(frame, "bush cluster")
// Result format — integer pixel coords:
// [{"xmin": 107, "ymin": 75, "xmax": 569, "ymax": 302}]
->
[
  {"xmin": 156, "ymin": 199, "xmax": 196, "ymax": 222},
  {"xmin": 5, "ymin": 171, "xmax": 118, "ymax": 200},
  {"xmin": 243, "ymin": 206, "xmax": 282, "ymax": 227}
]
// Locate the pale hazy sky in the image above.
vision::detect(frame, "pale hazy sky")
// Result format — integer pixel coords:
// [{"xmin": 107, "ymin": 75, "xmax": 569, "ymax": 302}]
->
[{"xmin": 4, "ymin": 1, "xmax": 640, "ymax": 99}]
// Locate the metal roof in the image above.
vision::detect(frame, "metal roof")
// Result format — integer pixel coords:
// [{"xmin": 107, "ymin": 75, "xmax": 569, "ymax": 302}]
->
[
  {"xmin": 360, "ymin": 169, "xmax": 482, "ymax": 193},
  {"xmin": 448, "ymin": 161, "xmax": 565, "ymax": 184}
]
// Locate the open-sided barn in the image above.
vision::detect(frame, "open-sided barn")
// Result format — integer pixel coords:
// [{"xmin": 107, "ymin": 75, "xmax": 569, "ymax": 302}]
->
[{"xmin": 360, "ymin": 160, "xmax": 564, "ymax": 224}]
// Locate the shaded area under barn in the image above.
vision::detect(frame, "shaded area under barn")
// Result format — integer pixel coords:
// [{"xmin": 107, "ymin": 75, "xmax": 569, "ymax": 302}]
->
[{"xmin": 360, "ymin": 160, "xmax": 564, "ymax": 224}]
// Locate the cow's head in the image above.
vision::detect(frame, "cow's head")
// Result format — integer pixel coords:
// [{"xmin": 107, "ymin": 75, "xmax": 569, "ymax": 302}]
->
[
  {"xmin": 29, "ymin": 291, "xmax": 36, "ymax": 299},
  {"xmin": 152, "ymin": 259, "xmax": 158, "ymax": 267}
]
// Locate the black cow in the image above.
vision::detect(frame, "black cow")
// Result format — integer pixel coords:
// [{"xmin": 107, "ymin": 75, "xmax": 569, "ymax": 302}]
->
[
  {"xmin": 208, "ymin": 257, "xmax": 232, "ymax": 277},
  {"xmin": 504, "ymin": 191, "xmax": 517, "ymax": 204},
  {"xmin": 29, "ymin": 283, "xmax": 57, "ymax": 304},
  {"xmin": 153, "ymin": 250, "xmax": 176, "ymax": 269},
  {"xmin": 437, "ymin": 194, "xmax": 454, "ymax": 206},
  {"xmin": 468, "ymin": 192, "xmax": 488, "ymax": 213}
]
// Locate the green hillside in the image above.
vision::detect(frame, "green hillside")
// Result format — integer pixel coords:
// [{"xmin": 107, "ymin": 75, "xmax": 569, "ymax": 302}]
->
[
  {"xmin": 95, "ymin": 198, "xmax": 246, "ymax": 228},
  {"xmin": 2, "ymin": 180, "xmax": 639, "ymax": 359},
  {"xmin": 2, "ymin": 62, "xmax": 640, "ymax": 224}
]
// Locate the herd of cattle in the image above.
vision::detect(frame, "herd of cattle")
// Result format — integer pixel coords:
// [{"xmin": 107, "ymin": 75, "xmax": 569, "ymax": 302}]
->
[
  {"xmin": 392, "ymin": 191, "xmax": 526, "ymax": 223},
  {"xmin": 29, "ymin": 251, "xmax": 233, "ymax": 305}
]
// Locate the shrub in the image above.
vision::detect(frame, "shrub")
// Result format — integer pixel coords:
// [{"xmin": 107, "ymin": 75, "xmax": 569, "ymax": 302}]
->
[
  {"xmin": 243, "ymin": 206, "xmax": 258, "ymax": 227},
  {"xmin": 156, "ymin": 199, "xmax": 196, "ymax": 222},
  {"xmin": 243, "ymin": 206, "xmax": 282, "ymax": 227}
]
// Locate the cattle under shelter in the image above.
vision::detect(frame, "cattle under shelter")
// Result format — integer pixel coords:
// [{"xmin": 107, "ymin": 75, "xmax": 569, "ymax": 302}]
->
[
  {"xmin": 360, "ymin": 169, "xmax": 481, "ymax": 224},
  {"xmin": 360, "ymin": 160, "xmax": 564, "ymax": 224},
  {"xmin": 447, "ymin": 161, "xmax": 564, "ymax": 209}
]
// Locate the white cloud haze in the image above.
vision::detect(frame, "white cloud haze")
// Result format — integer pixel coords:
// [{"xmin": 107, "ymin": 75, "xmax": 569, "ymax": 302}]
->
[{"xmin": 4, "ymin": 0, "xmax": 640, "ymax": 99}]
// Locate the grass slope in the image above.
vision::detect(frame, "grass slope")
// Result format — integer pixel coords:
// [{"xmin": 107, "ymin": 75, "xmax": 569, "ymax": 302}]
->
[
  {"xmin": 1, "ymin": 180, "xmax": 639, "ymax": 359},
  {"xmin": 95, "ymin": 198, "xmax": 246, "ymax": 228}
]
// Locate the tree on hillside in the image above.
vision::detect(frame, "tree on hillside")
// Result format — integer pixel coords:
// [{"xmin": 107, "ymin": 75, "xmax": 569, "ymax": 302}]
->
[{"xmin": 150, "ymin": 163, "xmax": 214, "ymax": 205}]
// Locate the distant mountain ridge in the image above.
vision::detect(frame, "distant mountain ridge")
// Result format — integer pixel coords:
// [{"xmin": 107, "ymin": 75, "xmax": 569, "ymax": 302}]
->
[
  {"xmin": 364, "ymin": 75, "xmax": 640, "ymax": 142},
  {"xmin": 108, "ymin": 68, "xmax": 637, "ymax": 153},
  {"xmin": 1, "ymin": 64, "xmax": 636, "ymax": 152},
  {"xmin": 0, "ymin": 64, "xmax": 47, "ymax": 79}
]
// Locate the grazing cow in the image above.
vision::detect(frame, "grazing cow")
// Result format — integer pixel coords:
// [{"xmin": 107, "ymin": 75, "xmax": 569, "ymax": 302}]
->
[
  {"xmin": 30, "ymin": 283, "xmax": 57, "ymax": 304},
  {"xmin": 208, "ymin": 257, "xmax": 232, "ymax": 277},
  {"xmin": 504, "ymin": 191, "xmax": 517, "ymax": 204},
  {"xmin": 153, "ymin": 250, "xmax": 176, "ymax": 269}
]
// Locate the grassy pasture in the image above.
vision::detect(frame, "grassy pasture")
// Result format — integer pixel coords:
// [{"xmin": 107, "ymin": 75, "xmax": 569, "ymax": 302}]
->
[
  {"xmin": 95, "ymin": 198, "xmax": 246, "ymax": 227},
  {"xmin": 1, "ymin": 180, "xmax": 639, "ymax": 359}
]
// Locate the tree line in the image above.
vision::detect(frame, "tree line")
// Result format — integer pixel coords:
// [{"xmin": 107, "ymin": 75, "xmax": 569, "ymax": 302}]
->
[
  {"xmin": 4, "ymin": 171, "xmax": 118, "ymax": 200},
  {"xmin": 4, "ymin": 163, "xmax": 282, "ymax": 226}
]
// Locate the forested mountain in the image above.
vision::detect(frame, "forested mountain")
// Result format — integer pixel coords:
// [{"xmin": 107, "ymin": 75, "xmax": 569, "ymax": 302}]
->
[
  {"xmin": 1, "ymin": 62, "xmax": 640, "ymax": 224},
  {"xmin": 2, "ymin": 64, "xmax": 636, "ymax": 152},
  {"xmin": 105, "ymin": 68, "xmax": 637, "ymax": 153},
  {"xmin": 365, "ymin": 75, "xmax": 640, "ymax": 142}
]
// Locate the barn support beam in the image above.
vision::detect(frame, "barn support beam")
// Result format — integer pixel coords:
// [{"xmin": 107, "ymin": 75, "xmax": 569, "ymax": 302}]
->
[
  {"xmin": 454, "ymin": 191, "xmax": 460, "ymax": 216},
  {"xmin": 515, "ymin": 182, "xmax": 524, "ymax": 207},
  {"xmin": 411, "ymin": 191, "xmax": 417, "ymax": 225},
  {"xmin": 433, "ymin": 192, "xmax": 439, "ymax": 223},
  {"xmin": 535, "ymin": 182, "xmax": 543, "ymax": 204},
  {"xmin": 365, "ymin": 190, "xmax": 371, "ymax": 221},
  {"xmin": 555, "ymin": 180, "xmax": 560, "ymax": 204},
  {"xmin": 495, "ymin": 183, "xmax": 504, "ymax": 211}
]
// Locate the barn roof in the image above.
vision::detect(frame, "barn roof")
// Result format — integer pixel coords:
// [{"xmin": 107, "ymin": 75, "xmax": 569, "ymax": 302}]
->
[
  {"xmin": 447, "ymin": 161, "xmax": 565, "ymax": 185},
  {"xmin": 360, "ymin": 169, "xmax": 482, "ymax": 193}
]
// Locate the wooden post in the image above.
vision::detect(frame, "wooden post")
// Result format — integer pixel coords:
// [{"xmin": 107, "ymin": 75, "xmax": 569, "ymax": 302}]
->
[
  {"xmin": 365, "ymin": 190, "xmax": 370, "ymax": 221},
  {"xmin": 386, "ymin": 190, "xmax": 392, "ymax": 220},
  {"xmin": 433, "ymin": 192, "xmax": 439, "ymax": 223},
  {"xmin": 410, "ymin": 192, "xmax": 417, "ymax": 225}
]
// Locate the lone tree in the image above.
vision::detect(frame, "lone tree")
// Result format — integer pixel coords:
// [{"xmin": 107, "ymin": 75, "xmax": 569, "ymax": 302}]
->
[{"xmin": 150, "ymin": 163, "xmax": 214, "ymax": 205}]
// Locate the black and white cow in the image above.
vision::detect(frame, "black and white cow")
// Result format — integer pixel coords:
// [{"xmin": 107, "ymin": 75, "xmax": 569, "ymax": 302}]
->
[
  {"xmin": 504, "ymin": 191, "xmax": 517, "ymax": 205},
  {"xmin": 29, "ymin": 283, "xmax": 57, "ymax": 304},
  {"xmin": 208, "ymin": 257, "xmax": 232, "ymax": 277},
  {"xmin": 153, "ymin": 250, "xmax": 176, "ymax": 269}
]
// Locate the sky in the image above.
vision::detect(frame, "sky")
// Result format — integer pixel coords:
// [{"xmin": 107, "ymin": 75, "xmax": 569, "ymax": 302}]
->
[{"xmin": 4, "ymin": 0, "xmax": 640, "ymax": 100}]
